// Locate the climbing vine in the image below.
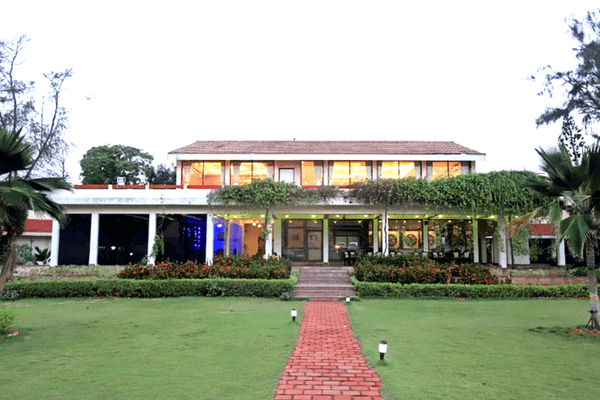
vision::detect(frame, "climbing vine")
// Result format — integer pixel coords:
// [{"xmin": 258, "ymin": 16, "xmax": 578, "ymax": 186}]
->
[
  {"xmin": 348, "ymin": 171, "xmax": 547, "ymax": 216},
  {"xmin": 208, "ymin": 179, "xmax": 339, "ymax": 240}
]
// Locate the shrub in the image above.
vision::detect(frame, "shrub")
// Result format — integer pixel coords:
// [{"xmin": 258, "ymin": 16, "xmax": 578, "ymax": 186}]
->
[
  {"xmin": 351, "ymin": 275, "xmax": 588, "ymax": 299},
  {"xmin": 566, "ymin": 267, "xmax": 600, "ymax": 280},
  {"xmin": 16, "ymin": 244, "xmax": 36, "ymax": 264},
  {"xmin": 118, "ymin": 256, "xmax": 292, "ymax": 280},
  {"xmin": 1, "ymin": 271, "xmax": 298, "ymax": 300},
  {"xmin": 0, "ymin": 308, "xmax": 17, "ymax": 332},
  {"xmin": 354, "ymin": 254, "xmax": 499, "ymax": 285}
]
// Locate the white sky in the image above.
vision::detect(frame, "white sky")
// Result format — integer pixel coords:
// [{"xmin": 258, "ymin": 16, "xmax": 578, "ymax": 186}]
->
[{"xmin": 1, "ymin": 1, "xmax": 598, "ymax": 183}]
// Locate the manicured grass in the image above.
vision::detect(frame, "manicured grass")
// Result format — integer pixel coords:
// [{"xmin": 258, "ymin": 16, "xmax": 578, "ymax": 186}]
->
[
  {"xmin": 0, "ymin": 298, "xmax": 304, "ymax": 400},
  {"xmin": 348, "ymin": 299, "xmax": 600, "ymax": 400}
]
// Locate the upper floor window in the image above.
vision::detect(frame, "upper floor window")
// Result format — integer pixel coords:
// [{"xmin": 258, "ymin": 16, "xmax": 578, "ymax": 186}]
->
[
  {"xmin": 182, "ymin": 161, "xmax": 223, "ymax": 186},
  {"xmin": 428, "ymin": 161, "xmax": 468, "ymax": 181},
  {"xmin": 301, "ymin": 161, "xmax": 324, "ymax": 186},
  {"xmin": 378, "ymin": 161, "xmax": 420, "ymax": 179},
  {"xmin": 329, "ymin": 161, "xmax": 372, "ymax": 185},
  {"xmin": 230, "ymin": 161, "xmax": 273, "ymax": 185}
]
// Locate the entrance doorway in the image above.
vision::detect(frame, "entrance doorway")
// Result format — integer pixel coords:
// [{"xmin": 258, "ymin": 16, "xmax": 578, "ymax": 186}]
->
[
  {"xmin": 283, "ymin": 220, "xmax": 323, "ymax": 262},
  {"xmin": 243, "ymin": 224, "xmax": 263, "ymax": 257}
]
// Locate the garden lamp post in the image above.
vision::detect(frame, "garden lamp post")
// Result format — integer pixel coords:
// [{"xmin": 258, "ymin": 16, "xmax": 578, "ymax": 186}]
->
[
  {"xmin": 291, "ymin": 308, "xmax": 297, "ymax": 322},
  {"xmin": 379, "ymin": 340, "xmax": 388, "ymax": 360},
  {"xmin": 346, "ymin": 296, "xmax": 351, "ymax": 303}
]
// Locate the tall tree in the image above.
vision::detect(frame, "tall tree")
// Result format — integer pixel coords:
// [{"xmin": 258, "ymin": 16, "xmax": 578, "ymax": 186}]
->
[
  {"xmin": 0, "ymin": 35, "xmax": 73, "ymax": 178},
  {"xmin": 534, "ymin": 10, "xmax": 600, "ymax": 131},
  {"xmin": 148, "ymin": 163, "xmax": 176, "ymax": 185},
  {"xmin": 511, "ymin": 143, "xmax": 600, "ymax": 330},
  {"xmin": 0, "ymin": 128, "xmax": 70, "ymax": 293},
  {"xmin": 80, "ymin": 145, "xmax": 154, "ymax": 185}
]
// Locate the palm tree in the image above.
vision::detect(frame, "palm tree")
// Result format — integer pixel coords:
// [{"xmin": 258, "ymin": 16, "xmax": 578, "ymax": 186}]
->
[
  {"xmin": 0, "ymin": 128, "xmax": 70, "ymax": 293},
  {"xmin": 512, "ymin": 142, "xmax": 600, "ymax": 330}
]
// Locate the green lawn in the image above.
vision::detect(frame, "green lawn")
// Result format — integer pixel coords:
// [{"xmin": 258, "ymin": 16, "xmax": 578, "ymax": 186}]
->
[
  {"xmin": 3, "ymin": 298, "xmax": 600, "ymax": 400},
  {"xmin": 0, "ymin": 298, "xmax": 304, "ymax": 400},
  {"xmin": 348, "ymin": 299, "xmax": 600, "ymax": 400}
]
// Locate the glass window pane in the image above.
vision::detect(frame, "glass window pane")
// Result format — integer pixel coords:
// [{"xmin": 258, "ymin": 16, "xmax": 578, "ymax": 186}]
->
[
  {"xmin": 183, "ymin": 162, "xmax": 203, "ymax": 185},
  {"xmin": 302, "ymin": 161, "xmax": 323, "ymax": 186},
  {"xmin": 350, "ymin": 161, "xmax": 368, "ymax": 183},
  {"xmin": 331, "ymin": 161, "xmax": 350, "ymax": 185},
  {"xmin": 431, "ymin": 162, "xmax": 448, "ymax": 181},
  {"xmin": 182, "ymin": 162, "xmax": 192, "ymax": 185},
  {"xmin": 239, "ymin": 162, "xmax": 253, "ymax": 184},
  {"xmin": 449, "ymin": 161, "xmax": 461, "ymax": 177},
  {"xmin": 252, "ymin": 162, "xmax": 269, "ymax": 181},
  {"xmin": 380, "ymin": 161, "xmax": 399, "ymax": 179},
  {"xmin": 204, "ymin": 162, "xmax": 222, "ymax": 185},
  {"xmin": 399, "ymin": 162, "xmax": 416, "ymax": 178},
  {"xmin": 230, "ymin": 162, "xmax": 253, "ymax": 185}
]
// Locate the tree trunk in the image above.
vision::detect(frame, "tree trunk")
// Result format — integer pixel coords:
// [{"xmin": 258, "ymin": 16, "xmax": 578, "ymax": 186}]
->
[
  {"xmin": 0, "ymin": 236, "xmax": 17, "ymax": 295},
  {"xmin": 585, "ymin": 240, "xmax": 600, "ymax": 330}
]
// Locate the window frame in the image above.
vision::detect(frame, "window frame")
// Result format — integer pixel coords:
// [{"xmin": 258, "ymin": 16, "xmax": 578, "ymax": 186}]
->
[
  {"xmin": 229, "ymin": 161, "xmax": 274, "ymax": 186},
  {"xmin": 181, "ymin": 161, "xmax": 223, "ymax": 187}
]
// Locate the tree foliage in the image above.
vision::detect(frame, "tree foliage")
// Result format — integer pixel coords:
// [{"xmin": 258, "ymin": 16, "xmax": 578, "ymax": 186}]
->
[
  {"xmin": 0, "ymin": 35, "xmax": 73, "ymax": 178},
  {"xmin": 0, "ymin": 128, "xmax": 70, "ymax": 293},
  {"xmin": 80, "ymin": 145, "xmax": 154, "ymax": 185},
  {"xmin": 559, "ymin": 114, "xmax": 586, "ymax": 164},
  {"xmin": 534, "ymin": 10, "xmax": 600, "ymax": 131},
  {"xmin": 512, "ymin": 142, "xmax": 600, "ymax": 329},
  {"xmin": 148, "ymin": 163, "xmax": 176, "ymax": 185}
]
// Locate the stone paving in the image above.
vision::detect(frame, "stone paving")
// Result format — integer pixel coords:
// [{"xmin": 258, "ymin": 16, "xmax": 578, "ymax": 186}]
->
[{"xmin": 274, "ymin": 301, "xmax": 383, "ymax": 400}]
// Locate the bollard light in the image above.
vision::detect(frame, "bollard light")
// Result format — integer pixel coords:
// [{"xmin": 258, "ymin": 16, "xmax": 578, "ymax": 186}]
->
[
  {"xmin": 346, "ymin": 296, "xmax": 351, "ymax": 303},
  {"xmin": 379, "ymin": 340, "xmax": 388, "ymax": 360},
  {"xmin": 291, "ymin": 308, "xmax": 297, "ymax": 322}
]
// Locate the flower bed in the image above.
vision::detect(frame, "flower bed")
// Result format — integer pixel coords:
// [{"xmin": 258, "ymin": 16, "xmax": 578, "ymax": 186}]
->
[
  {"xmin": 118, "ymin": 256, "xmax": 292, "ymax": 280},
  {"xmin": 353, "ymin": 254, "xmax": 501, "ymax": 285}
]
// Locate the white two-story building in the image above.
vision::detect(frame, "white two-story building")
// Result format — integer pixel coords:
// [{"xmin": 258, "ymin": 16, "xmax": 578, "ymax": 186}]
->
[{"xmin": 49, "ymin": 140, "xmax": 560, "ymax": 267}]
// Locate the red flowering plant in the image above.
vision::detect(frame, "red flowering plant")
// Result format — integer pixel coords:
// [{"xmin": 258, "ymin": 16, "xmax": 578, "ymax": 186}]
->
[
  {"xmin": 354, "ymin": 253, "xmax": 499, "ymax": 285},
  {"xmin": 118, "ymin": 256, "xmax": 292, "ymax": 280},
  {"xmin": 448, "ymin": 262, "xmax": 499, "ymax": 285}
]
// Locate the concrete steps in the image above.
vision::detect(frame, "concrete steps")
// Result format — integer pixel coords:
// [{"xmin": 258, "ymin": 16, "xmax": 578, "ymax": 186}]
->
[{"xmin": 293, "ymin": 266, "xmax": 356, "ymax": 300}]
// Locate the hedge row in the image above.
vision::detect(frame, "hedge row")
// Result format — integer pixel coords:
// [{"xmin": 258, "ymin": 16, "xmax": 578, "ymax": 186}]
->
[
  {"xmin": 1, "ymin": 273, "xmax": 298, "ymax": 300},
  {"xmin": 351, "ymin": 276, "xmax": 588, "ymax": 299}
]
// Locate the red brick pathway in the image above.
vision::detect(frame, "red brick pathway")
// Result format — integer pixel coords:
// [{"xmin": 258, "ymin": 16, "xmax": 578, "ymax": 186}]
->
[{"xmin": 274, "ymin": 301, "xmax": 383, "ymax": 400}]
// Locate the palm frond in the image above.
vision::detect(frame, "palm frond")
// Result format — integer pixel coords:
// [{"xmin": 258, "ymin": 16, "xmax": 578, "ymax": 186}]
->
[
  {"xmin": 560, "ymin": 214, "xmax": 596, "ymax": 257},
  {"xmin": 0, "ymin": 129, "xmax": 33, "ymax": 176}
]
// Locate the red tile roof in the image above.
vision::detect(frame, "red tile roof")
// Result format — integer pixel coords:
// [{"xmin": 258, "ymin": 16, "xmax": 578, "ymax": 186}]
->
[
  {"xmin": 530, "ymin": 224, "xmax": 554, "ymax": 236},
  {"xmin": 24, "ymin": 219, "xmax": 52, "ymax": 233},
  {"xmin": 169, "ymin": 141, "xmax": 484, "ymax": 155}
]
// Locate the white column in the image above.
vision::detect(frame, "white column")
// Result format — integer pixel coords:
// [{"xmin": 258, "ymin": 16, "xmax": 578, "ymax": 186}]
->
[
  {"xmin": 273, "ymin": 218, "xmax": 282, "ymax": 257},
  {"xmin": 50, "ymin": 218, "xmax": 61, "ymax": 266},
  {"xmin": 225, "ymin": 220, "xmax": 231, "ymax": 256},
  {"xmin": 205, "ymin": 213, "xmax": 214, "ymax": 264},
  {"xmin": 147, "ymin": 213, "xmax": 157, "ymax": 265},
  {"xmin": 323, "ymin": 219, "xmax": 329, "ymax": 263},
  {"xmin": 498, "ymin": 216, "xmax": 508, "ymax": 268},
  {"xmin": 382, "ymin": 208, "xmax": 389, "ymax": 256},
  {"xmin": 89, "ymin": 213, "xmax": 99, "ymax": 266},
  {"xmin": 264, "ymin": 212, "xmax": 273, "ymax": 259},
  {"xmin": 557, "ymin": 239, "xmax": 566, "ymax": 266},
  {"xmin": 373, "ymin": 218, "xmax": 379, "ymax": 253},
  {"xmin": 422, "ymin": 219, "xmax": 429, "ymax": 254},
  {"xmin": 473, "ymin": 218, "xmax": 480, "ymax": 263}
]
